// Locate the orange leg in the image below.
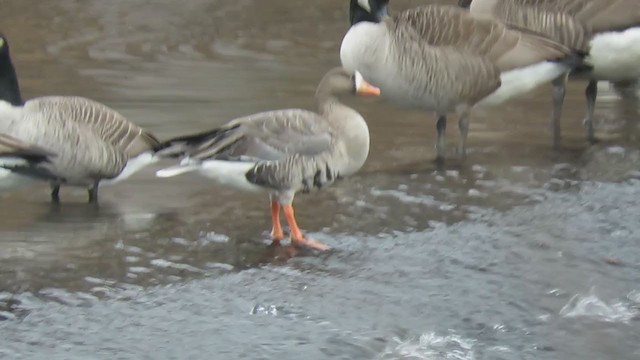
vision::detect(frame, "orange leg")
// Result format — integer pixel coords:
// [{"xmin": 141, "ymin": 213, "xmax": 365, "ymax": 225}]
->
[
  {"xmin": 271, "ymin": 201, "xmax": 284, "ymax": 243},
  {"xmin": 282, "ymin": 204, "xmax": 330, "ymax": 251}
]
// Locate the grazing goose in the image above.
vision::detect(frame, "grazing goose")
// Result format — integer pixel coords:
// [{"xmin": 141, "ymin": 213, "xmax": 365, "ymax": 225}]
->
[
  {"xmin": 341, "ymin": 0, "xmax": 581, "ymax": 161},
  {"xmin": 0, "ymin": 133, "xmax": 55, "ymax": 191},
  {"xmin": 0, "ymin": 33, "xmax": 162, "ymax": 203},
  {"xmin": 156, "ymin": 67, "xmax": 379, "ymax": 250},
  {"xmin": 458, "ymin": 0, "xmax": 640, "ymax": 148}
]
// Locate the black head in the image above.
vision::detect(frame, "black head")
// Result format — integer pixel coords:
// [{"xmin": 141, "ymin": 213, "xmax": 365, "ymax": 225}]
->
[
  {"xmin": 0, "ymin": 33, "xmax": 10, "ymax": 62},
  {"xmin": 458, "ymin": 0, "xmax": 472, "ymax": 8},
  {"xmin": 0, "ymin": 33, "xmax": 23, "ymax": 105},
  {"xmin": 349, "ymin": 0, "xmax": 390, "ymax": 26}
]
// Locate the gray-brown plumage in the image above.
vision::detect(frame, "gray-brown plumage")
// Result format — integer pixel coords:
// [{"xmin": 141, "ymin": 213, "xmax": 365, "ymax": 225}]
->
[
  {"xmin": 0, "ymin": 133, "xmax": 55, "ymax": 192},
  {"xmin": 157, "ymin": 67, "xmax": 378, "ymax": 250},
  {"xmin": 0, "ymin": 133, "xmax": 54, "ymax": 163},
  {"xmin": 342, "ymin": 1, "xmax": 579, "ymax": 162},
  {"xmin": 459, "ymin": 0, "xmax": 640, "ymax": 147},
  {"xmin": 0, "ymin": 34, "xmax": 162, "ymax": 203},
  {"xmin": 0, "ymin": 97, "xmax": 161, "ymax": 203}
]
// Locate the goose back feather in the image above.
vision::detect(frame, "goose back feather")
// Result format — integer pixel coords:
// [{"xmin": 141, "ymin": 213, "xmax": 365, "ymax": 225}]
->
[
  {"xmin": 463, "ymin": 0, "xmax": 640, "ymax": 48},
  {"xmin": 25, "ymin": 96, "xmax": 162, "ymax": 157},
  {"xmin": 0, "ymin": 132, "xmax": 53, "ymax": 164},
  {"xmin": 185, "ymin": 110, "xmax": 333, "ymax": 163},
  {"xmin": 0, "ymin": 132, "xmax": 55, "ymax": 191},
  {"xmin": 0, "ymin": 99, "xmax": 127, "ymax": 183},
  {"xmin": 394, "ymin": 6, "xmax": 572, "ymax": 71}
]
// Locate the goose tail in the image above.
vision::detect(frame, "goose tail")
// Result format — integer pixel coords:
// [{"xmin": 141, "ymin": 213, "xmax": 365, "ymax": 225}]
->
[
  {"xmin": 0, "ymin": 156, "xmax": 42, "ymax": 169},
  {"xmin": 102, "ymin": 151, "xmax": 159, "ymax": 185},
  {"xmin": 154, "ymin": 126, "xmax": 232, "ymax": 158},
  {"xmin": 558, "ymin": 49, "xmax": 592, "ymax": 73},
  {"xmin": 156, "ymin": 163, "xmax": 201, "ymax": 178}
]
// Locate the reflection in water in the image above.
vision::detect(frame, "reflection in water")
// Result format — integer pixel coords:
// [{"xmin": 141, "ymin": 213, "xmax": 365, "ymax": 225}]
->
[{"xmin": 1, "ymin": 0, "xmax": 640, "ymax": 359}]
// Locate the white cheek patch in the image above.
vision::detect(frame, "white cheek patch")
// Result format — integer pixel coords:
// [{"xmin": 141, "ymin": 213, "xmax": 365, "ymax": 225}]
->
[
  {"xmin": 355, "ymin": 71, "xmax": 365, "ymax": 90},
  {"xmin": 0, "ymin": 38, "xmax": 4, "ymax": 48},
  {"xmin": 358, "ymin": 0, "xmax": 371, "ymax": 12}
]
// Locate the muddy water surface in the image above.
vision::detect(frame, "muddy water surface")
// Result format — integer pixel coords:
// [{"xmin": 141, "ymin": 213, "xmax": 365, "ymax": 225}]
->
[{"xmin": 1, "ymin": 1, "xmax": 640, "ymax": 359}]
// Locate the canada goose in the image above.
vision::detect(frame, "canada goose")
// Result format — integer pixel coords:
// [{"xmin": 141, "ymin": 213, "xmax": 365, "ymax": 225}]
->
[
  {"xmin": 341, "ymin": 0, "xmax": 581, "ymax": 161},
  {"xmin": 156, "ymin": 67, "xmax": 380, "ymax": 250},
  {"xmin": 458, "ymin": 0, "xmax": 640, "ymax": 148},
  {"xmin": 0, "ymin": 33, "xmax": 162, "ymax": 203},
  {"xmin": 0, "ymin": 133, "xmax": 55, "ymax": 192}
]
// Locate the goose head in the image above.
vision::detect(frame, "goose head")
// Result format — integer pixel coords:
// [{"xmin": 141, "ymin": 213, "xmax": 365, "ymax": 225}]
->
[
  {"xmin": 0, "ymin": 34, "xmax": 13, "ymax": 74},
  {"xmin": 0, "ymin": 33, "xmax": 23, "ymax": 106},
  {"xmin": 350, "ymin": 0, "xmax": 389, "ymax": 25},
  {"xmin": 315, "ymin": 67, "xmax": 380, "ymax": 101},
  {"xmin": 458, "ymin": 0, "xmax": 473, "ymax": 8},
  {"xmin": 0, "ymin": 34, "xmax": 12, "ymax": 75}
]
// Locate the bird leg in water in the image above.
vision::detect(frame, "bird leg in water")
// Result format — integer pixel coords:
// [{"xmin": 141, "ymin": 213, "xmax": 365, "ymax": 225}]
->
[
  {"xmin": 551, "ymin": 74, "xmax": 568, "ymax": 150},
  {"xmin": 456, "ymin": 107, "xmax": 470, "ymax": 160},
  {"xmin": 435, "ymin": 114, "xmax": 447, "ymax": 164},
  {"xmin": 50, "ymin": 184, "xmax": 60, "ymax": 204},
  {"xmin": 584, "ymin": 80, "xmax": 597, "ymax": 144},
  {"xmin": 282, "ymin": 204, "xmax": 330, "ymax": 251},
  {"xmin": 270, "ymin": 200, "xmax": 284, "ymax": 243},
  {"xmin": 88, "ymin": 181, "xmax": 99, "ymax": 204}
]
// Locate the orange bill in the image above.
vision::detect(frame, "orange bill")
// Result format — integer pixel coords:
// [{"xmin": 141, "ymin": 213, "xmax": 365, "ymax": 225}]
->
[{"xmin": 355, "ymin": 71, "xmax": 381, "ymax": 96}]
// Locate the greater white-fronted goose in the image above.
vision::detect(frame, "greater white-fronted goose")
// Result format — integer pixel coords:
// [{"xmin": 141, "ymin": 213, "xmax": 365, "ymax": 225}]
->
[
  {"xmin": 0, "ymin": 33, "xmax": 162, "ymax": 203},
  {"xmin": 459, "ymin": 0, "xmax": 640, "ymax": 147},
  {"xmin": 341, "ymin": 0, "xmax": 581, "ymax": 161},
  {"xmin": 156, "ymin": 67, "xmax": 379, "ymax": 250}
]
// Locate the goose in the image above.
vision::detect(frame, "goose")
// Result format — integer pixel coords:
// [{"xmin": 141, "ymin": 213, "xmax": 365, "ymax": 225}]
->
[
  {"xmin": 458, "ymin": 0, "xmax": 640, "ymax": 148},
  {"xmin": 0, "ymin": 133, "xmax": 55, "ymax": 192},
  {"xmin": 341, "ymin": 0, "xmax": 582, "ymax": 162},
  {"xmin": 156, "ymin": 67, "xmax": 380, "ymax": 251},
  {"xmin": 0, "ymin": 33, "xmax": 163, "ymax": 203}
]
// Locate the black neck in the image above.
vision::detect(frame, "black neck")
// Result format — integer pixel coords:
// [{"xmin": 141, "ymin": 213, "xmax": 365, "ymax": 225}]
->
[
  {"xmin": 349, "ymin": 0, "xmax": 389, "ymax": 26},
  {"xmin": 0, "ymin": 50, "xmax": 23, "ymax": 106},
  {"xmin": 458, "ymin": 0, "xmax": 472, "ymax": 9}
]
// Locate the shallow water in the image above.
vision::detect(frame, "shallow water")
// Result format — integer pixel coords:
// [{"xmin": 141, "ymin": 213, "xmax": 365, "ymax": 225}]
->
[{"xmin": 1, "ymin": 0, "xmax": 640, "ymax": 359}]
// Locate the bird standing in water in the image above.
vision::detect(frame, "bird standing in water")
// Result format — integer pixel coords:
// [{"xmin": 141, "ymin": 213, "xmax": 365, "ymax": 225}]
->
[
  {"xmin": 0, "ymin": 33, "xmax": 162, "ymax": 203},
  {"xmin": 459, "ymin": 0, "xmax": 640, "ymax": 148},
  {"xmin": 341, "ymin": 0, "xmax": 582, "ymax": 162},
  {"xmin": 156, "ymin": 68, "xmax": 380, "ymax": 250}
]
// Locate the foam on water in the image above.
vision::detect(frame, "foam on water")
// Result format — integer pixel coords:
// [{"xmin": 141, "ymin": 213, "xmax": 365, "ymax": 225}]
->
[
  {"xmin": 378, "ymin": 332, "xmax": 478, "ymax": 360},
  {"xmin": 560, "ymin": 290, "xmax": 638, "ymax": 324}
]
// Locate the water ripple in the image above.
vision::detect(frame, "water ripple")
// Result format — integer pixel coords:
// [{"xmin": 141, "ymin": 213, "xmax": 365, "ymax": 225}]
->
[
  {"xmin": 378, "ymin": 332, "xmax": 478, "ymax": 360},
  {"xmin": 560, "ymin": 290, "xmax": 638, "ymax": 324}
]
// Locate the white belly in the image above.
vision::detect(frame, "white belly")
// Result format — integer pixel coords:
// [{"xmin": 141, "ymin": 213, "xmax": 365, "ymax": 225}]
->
[
  {"xmin": 588, "ymin": 28, "xmax": 640, "ymax": 81},
  {"xmin": 198, "ymin": 160, "xmax": 264, "ymax": 193},
  {"xmin": 478, "ymin": 62, "xmax": 569, "ymax": 107}
]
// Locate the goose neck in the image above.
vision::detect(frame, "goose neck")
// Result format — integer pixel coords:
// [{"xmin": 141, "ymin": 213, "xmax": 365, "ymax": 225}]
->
[{"xmin": 0, "ymin": 56, "xmax": 23, "ymax": 106}]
